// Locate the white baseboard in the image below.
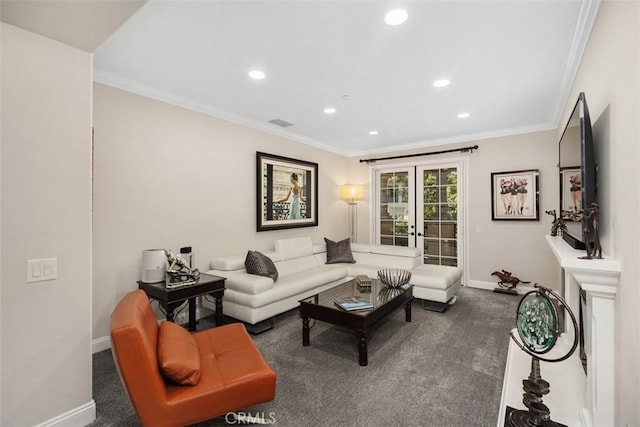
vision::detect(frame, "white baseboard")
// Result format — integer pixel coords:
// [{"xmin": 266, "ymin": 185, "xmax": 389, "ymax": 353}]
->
[
  {"xmin": 35, "ymin": 400, "xmax": 96, "ymax": 427},
  {"xmin": 466, "ymin": 280, "xmax": 534, "ymax": 295},
  {"xmin": 92, "ymin": 335, "xmax": 111, "ymax": 354},
  {"xmin": 92, "ymin": 305, "xmax": 216, "ymax": 354}
]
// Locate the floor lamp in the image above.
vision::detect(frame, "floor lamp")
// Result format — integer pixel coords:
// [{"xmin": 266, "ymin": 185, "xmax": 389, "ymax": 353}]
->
[{"xmin": 341, "ymin": 184, "xmax": 364, "ymax": 243}]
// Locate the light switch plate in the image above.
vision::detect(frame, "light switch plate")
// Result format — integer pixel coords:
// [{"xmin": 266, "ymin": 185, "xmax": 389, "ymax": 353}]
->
[{"xmin": 27, "ymin": 258, "xmax": 57, "ymax": 283}]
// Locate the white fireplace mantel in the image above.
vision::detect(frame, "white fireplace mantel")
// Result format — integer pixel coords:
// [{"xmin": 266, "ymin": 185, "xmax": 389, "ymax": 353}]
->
[
  {"xmin": 498, "ymin": 236, "xmax": 620, "ymax": 427},
  {"xmin": 545, "ymin": 235, "xmax": 620, "ymax": 427}
]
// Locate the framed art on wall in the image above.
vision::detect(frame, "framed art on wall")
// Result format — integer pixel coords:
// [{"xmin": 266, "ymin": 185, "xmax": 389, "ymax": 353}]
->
[
  {"xmin": 491, "ymin": 169, "xmax": 539, "ymax": 221},
  {"xmin": 560, "ymin": 166, "xmax": 581, "ymax": 219},
  {"xmin": 256, "ymin": 152, "xmax": 318, "ymax": 231}
]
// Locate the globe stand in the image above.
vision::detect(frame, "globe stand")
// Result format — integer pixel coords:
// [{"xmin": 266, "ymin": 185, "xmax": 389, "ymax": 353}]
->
[
  {"xmin": 507, "ymin": 284, "xmax": 578, "ymax": 427},
  {"xmin": 507, "ymin": 357, "xmax": 566, "ymax": 427}
]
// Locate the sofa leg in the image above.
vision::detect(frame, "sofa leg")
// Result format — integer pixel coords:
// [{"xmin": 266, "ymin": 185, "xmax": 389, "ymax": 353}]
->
[
  {"xmin": 421, "ymin": 296, "xmax": 457, "ymax": 313},
  {"xmin": 245, "ymin": 317, "xmax": 276, "ymax": 335}
]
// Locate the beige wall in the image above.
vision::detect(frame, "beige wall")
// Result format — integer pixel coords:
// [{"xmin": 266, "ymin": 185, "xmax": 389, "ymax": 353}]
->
[
  {"xmin": 346, "ymin": 130, "xmax": 560, "ymax": 292},
  {"xmin": 466, "ymin": 131, "xmax": 560, "ymax": 289},
  {"xmin": 563, "ymin": 1, "xmax": 640, "ymax": 424},
  {"xmin": 0, "ymin": 23, "xmax": 93, "ymax": 425},
  {"xmin": 92, "ymin": 83, "xmax": 350, "ymax": 340}
]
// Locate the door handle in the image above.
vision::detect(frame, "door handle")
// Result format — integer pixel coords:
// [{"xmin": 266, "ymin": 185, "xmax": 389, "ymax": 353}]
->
[
  {"xmin": 417, "ymin": 232, "xmax": 423, "ymax": 237},
  {"xmin": 409, "ymin": 232, "xmax": 415, "ymax": 236}
]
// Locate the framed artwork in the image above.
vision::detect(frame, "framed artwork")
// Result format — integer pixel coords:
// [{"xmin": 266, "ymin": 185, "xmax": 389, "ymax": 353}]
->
[
  {"xmin": 560, "ymin": 167, "xmax": 581, "ymax": 219},
  {"xmin": 491, "ymin": 169, "xmax": 539, "ymax": 221},
  {"xmin": 256, "ymin": 152, "xmax": 318, "ymax": 231}
]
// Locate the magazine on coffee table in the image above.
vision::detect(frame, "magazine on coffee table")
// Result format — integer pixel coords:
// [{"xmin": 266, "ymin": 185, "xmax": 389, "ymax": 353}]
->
[{"xmin": 334, "ymin": 296, "xmax": 373, "ymax": 311}]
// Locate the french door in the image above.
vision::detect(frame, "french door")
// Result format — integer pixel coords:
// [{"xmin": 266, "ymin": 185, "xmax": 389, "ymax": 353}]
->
[{"xmin": 374, "ymin": 160, "xmax": 465, "ymax": 267}]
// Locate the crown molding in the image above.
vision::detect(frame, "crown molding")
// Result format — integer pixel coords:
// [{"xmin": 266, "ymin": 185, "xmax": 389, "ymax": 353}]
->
[
  {"xmin": 344, "ymin": 122, "xmax": 558, "ymax": 158},
  {"xmin": 551, "ymin": 0, "xmax": 602, "ymax": 127},
  {"xmin": 94, "ymin": 67, "xmax": 569, "ymax": 160},
  {"xmin": 93, "ymin": 68, "xmax": 345, "ymax": 156}
]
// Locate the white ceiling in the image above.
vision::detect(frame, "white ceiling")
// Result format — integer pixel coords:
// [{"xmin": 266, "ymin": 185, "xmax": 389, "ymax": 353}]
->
[
  {"xmin": 93, "ymin": 1, "xmax": 600, "ymax": 157},
  {"xmin": 0, "ymin": 0, "xmax": 144, "ymax": 52}
]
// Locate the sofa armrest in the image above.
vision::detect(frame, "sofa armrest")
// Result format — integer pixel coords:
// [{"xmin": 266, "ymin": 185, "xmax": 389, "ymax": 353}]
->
[{"xmin": 209, "ymin": 270, "xmax": 275, "ymax": 295}]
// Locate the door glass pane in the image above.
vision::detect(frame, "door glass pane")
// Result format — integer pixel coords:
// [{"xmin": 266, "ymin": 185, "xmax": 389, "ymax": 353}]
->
[
  {"xmin": 442, "ymin": 240, "xmax": 457, "ymax": 257},
  {"xmin": 426, "ymin": 256, "xmax": 441, "ymax": 265},
  {"xmin": 423, "ymin": 204, "xmax": 438, "ymax": 220},
  {"xmin": 441, "ymin": 223, "xmax": 457, "ymax": 238},
  {"xmin": 378, "ymin": 171, "xmax": 410, "ymax": 248},
  {"xmin": 425, "ymin": 238, "xmax": 440, "ymax": 256},
  {"xmin": 426, "ymin": 223, "xmax": 439, "ymax": 237},
  {"xmin": 380, "ymin": 220, "xmax": 394, "ymax": 235}
]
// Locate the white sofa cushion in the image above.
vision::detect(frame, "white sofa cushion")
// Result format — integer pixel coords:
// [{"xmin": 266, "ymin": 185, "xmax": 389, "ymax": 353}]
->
[
  {"xmin": 371, "ymin": 245, "xmax": 420, "ymax": 257},
  {"xmin": 274, "ymin": 237, "xmax": 313, "ymax": 260},
  {"xmin": 411, "ymin": 264, "xmax": 463, "ymax": 290},
  {"xmin": 276, "ymin": 254, "xmax": 322, "ymax": 277},
  {"xmin": 219, "ymin": 271, "xmax": 275, "ymax": 295},
  {"xmin": 274, "ymin": 266, "xmax": 347, "ymax": 300},
  {"xmin": 226, "ymin": 265, "xmax": 348, "ymax": 308},
  {"xmin": 212, "ymin": 250, "xmax": 280, "ymax": 271},
  {"xmin": 211, "ymin": 256, "xmax": 245, "ymax": 271}
]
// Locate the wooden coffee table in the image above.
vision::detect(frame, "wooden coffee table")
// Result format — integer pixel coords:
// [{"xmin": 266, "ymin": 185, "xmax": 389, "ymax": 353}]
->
[{"xmin": 299, "ymin": 279, "xmax": 413, "ymax": 366}]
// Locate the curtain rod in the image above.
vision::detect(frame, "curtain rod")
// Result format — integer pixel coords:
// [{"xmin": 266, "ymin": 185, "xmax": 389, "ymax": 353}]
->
[{"xmin": 359, "ymin": 144, "xmax": 479, "ymax": 164}]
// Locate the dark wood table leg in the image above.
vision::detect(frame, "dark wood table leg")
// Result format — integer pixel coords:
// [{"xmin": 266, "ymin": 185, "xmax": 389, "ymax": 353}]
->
[
  {"xmin": 302, "ymin": 316, "xmax": 310, "ymax": 346},
  {"xmin": 164, "ymin": 302, "xmax": 180, "ymax": 323},
  {"xmin": 188, "ymin": 297, "xmax": 197, "ymax": 331},
  {"xmin": 405, "ymin": 298, "xmax": 413, "ymax": 322},
  {"xmin": 358, "ymin": 331, "xmax": 368, "ymax": 366},
  {"xmin": 214, "ymin": 293, "xmax": 224, "ymax": 326}
]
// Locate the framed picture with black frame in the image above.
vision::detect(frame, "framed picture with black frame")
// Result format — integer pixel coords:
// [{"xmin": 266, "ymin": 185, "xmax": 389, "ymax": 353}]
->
[
  {"xmin": 256, "ymin": 152, "xmax": 318, "ymax": 231},
  {"xmin": 491, "ymin": 169, "xmax": 540, "ymax": 221},
  {"xmin": 560, "ymin": 166, "xmax": 581, "ymax": 219}
]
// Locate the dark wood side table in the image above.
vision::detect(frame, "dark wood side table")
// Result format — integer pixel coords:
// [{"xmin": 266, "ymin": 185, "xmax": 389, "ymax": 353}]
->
[{"xmin": 137, "ymin": 273, "xmax": 226, "ymax": 331}]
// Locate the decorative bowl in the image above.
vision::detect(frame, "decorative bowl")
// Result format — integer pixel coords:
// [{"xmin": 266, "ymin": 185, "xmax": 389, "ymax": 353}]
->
[{"xmin": 377, "ymin": 268, "xmax": 412, "ymax": 289}]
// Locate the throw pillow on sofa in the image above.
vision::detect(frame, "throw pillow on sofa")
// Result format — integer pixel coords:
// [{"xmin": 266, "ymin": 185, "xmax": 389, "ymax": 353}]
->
[
  {"xmin": 157, "ymin": 321, "xmax": 201, "ymax": 386},
  {"xmin": 245, "ymin": 250, "xmax": 279, "ymax": 281},
  {"xmin": 324, "ymin": 237, "xmax": 356, "ymax": 264}
]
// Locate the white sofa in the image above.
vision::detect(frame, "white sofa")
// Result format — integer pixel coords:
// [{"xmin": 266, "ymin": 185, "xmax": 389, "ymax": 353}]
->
[{"xmin": 203, "ymin": 237, "xmax": 462, "ymax": 325}]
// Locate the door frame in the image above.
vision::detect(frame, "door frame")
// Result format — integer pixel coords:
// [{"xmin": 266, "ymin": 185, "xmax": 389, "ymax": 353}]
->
[{"xmin": 369, "ymin": 156, "xmax": 469, "ymax": 285}]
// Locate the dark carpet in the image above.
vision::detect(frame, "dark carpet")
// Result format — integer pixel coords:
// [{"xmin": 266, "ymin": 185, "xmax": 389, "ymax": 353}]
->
[{"xmin": 91, "ymin": 287, "xmax": 519, "ymax": 427}]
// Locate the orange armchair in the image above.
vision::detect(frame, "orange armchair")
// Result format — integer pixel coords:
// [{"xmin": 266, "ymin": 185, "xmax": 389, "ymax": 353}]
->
[{"xmin": 110, "ymin": 290, "xmax": 276, "ymax": 427}]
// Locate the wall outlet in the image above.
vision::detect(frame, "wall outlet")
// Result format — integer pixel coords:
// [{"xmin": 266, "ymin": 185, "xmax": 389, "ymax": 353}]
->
[{"xmin": 27, "ymin": 258, "xmax": 57, "ymax": 283}]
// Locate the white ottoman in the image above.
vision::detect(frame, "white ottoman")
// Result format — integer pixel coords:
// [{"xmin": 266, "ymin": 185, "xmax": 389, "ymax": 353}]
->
[{"xmin": 410, "ymin": 264, "xmax": 463, "ymax": 312}]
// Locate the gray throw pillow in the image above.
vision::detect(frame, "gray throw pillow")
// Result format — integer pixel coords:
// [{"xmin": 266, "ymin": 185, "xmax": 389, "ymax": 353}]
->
[
  {"xmin": 245, "ymin": 250, "xmax": 279, "ymax": 281},
  {"xmin": 324, "ymin": 238, "xmax": 356, "ymax": 264}
]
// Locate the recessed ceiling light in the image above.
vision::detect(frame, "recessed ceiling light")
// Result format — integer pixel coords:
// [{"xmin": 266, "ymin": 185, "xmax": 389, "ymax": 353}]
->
[
  {"xmin": 457, "ymin": 112, "xmax": 470, "ymax": 119},
  {"xmin": 369, "ymin": 130, "xmax": 379, "ymax": 135},
  {"xmin": 324, "ymin": 107, "xmax": 336, "ymax": 114},
  {"xmin": 248, "ymin": 70, "xmax": 265, "ymax": 80},
  {"xmin": 385, "ymin": 9, "xmax": 408, "ymax": 26},
  {"xmin": 433, "ymin": 79, "xmax": 450, "ymax": 88}
]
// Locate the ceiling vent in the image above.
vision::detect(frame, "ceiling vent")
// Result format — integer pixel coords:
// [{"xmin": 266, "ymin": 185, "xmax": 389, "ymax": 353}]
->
[{"xmin": 269, "ymin": 119, "xmax": 293, "ymax": 127}]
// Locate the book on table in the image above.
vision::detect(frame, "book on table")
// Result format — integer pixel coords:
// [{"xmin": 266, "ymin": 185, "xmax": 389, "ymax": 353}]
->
[
  {"xmin": 334, "ymin": 296, "xmax": 374, "ymax": 311},
  {"xmin": 356, "ymin": 275, "xmax": 372, "ymax": 285}
]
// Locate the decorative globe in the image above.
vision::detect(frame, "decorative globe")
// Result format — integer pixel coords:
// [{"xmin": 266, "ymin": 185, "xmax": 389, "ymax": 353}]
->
[{"xmin": 377, "ymin": 268, "xmax": 412, "ymax": 289}]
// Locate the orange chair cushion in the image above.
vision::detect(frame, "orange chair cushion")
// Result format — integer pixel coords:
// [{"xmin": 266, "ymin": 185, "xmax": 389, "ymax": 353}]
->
[{"xmin": 157, "ymin": 321, "xmax": 201, "ymax": 385}]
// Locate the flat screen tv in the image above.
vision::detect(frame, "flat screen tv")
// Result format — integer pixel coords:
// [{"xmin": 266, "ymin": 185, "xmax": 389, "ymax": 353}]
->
[{"xmin": 558, "ymin": 92, "xmax": 597, "ymax": 249}]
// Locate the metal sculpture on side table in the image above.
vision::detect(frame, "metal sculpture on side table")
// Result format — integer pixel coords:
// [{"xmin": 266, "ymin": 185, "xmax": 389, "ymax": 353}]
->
[
  {"xmin": 507, "ymin": 284, "xmax": 579, "ymax": 427},
  {"xmin": 545, "ymin": 210, "xmax": 567, "ymax": 237},
  {"xmin": 164, "ymin": 249, "xmax": 200, "ymax": 289}
]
